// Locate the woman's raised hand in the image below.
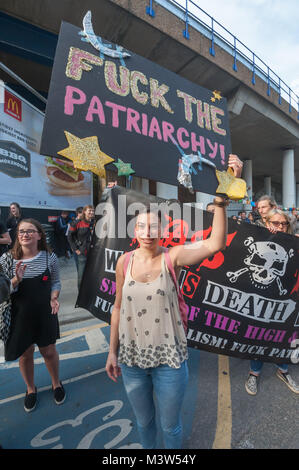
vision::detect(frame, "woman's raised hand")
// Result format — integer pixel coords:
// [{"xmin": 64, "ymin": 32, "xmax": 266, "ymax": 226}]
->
[{"xmin": 15, "ymin": 261, "xmax": 27, "ymax": 283}]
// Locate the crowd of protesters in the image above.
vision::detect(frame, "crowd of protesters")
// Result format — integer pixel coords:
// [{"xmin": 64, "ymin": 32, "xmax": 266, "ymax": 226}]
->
[{"xmin": 0, "ymin": 188, "xmax": 298, "ymax": 449}]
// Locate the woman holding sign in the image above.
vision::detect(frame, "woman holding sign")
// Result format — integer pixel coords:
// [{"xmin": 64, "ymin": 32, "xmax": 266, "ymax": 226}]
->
[
  {"xmin": 105, "ymin": 155, "xmax": 242, "ymax": 449},
  {"xmin": 245, "ymin": 208, "xmax": 299, "ymax": 396}
]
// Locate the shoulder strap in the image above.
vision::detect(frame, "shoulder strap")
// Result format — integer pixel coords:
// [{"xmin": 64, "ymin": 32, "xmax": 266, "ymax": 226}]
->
[
  {"xmin": 123, "ymin": 251, "xmax": 133, "ymax": 276},
  {"xmin": 164, "ymin": 248, "xmax": 178, "ymax": 288}
]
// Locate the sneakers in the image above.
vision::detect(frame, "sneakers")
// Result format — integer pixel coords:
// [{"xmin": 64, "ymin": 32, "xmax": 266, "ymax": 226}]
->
[
  {"xmin": 52, "ymin": 381, "xmax": 66, "ymax": 405},
  {"xmin": 24, "ymin": 387, "xmax": 37, "ymax": 412},
  {"xmin": 245, "ymin": 374, "xmax": 258, "ymax": 395},
  {"xmin": 276, "ymin": 370, "xmax": 299, "ymax": 394}
]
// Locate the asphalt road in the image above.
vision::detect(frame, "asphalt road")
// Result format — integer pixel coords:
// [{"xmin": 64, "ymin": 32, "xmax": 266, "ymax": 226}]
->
[{"xmin": 0, "ymin": 256, "xmax": 298, "ymax": 451}]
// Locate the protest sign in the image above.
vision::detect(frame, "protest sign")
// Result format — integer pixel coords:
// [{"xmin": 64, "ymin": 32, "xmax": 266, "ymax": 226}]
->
[{"xmin": 40, "ymin": 16, "xmax": 232, "ymax": 194}]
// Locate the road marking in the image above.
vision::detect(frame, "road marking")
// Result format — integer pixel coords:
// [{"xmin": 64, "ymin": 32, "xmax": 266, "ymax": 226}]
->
[
  {"xmin": 61, "ymin": 322, "xmax": 108, "ymax": 337},
  {"xmin": 0, "ymin": 323, "xmax": 110, "ymax": 364},
  {"xmin": 0, "ymin": 367, "xmax": 106, "ymax": 405},
  {"xmin": 212, "ymin": 355, "xmax": 232, "ymax": 449},
  {"xmin": 1, "ymin": 326, "xmax": 110, "ymax": 369}
]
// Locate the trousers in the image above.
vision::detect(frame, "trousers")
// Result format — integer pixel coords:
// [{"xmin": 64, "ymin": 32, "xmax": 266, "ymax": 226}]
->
[
  {"xmin": 250, "ymin": 359, "xmax": 288, "ymax": 374},
  {"xmin": 120, "ymin": 361, "xmax": 188, "ymax": 449}
]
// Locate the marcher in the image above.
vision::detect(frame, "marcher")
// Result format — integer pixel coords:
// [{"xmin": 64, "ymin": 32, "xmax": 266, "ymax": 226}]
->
[
  {"xmin": 6, "ymin": 202, "xmax": 22, "ymax": 247},
  {"xmin": 105, "ymin": 154, "xmax": 243, "ymax": 449},
  {"xmin": 0, "ymin": 218, "xmax": 65, "ymax": 412},
  {"xmin": 0, "ymin": 220, "xmax": 12, "ymax": 256},
  {"xmin": 67, "ymin": 205, "xmax": 95, "ymax": 290},
  {"xmin": 238, "ymin": 211, "xmax": 250, "ymax": 223},
  {"xmin": 247, "ymin": 212, "xmax": 254, "ymax": 223},
  {"xmin": 54, "ymin": 210, "xmax": 70, "ymax": 258},
  {"xmin": 68, "ymin": 207, "xmax": 84, "ymax": 269},
  {"xmin": 255, "ymin": 195, "xmax": 277, "ymax": 227},
  {"xmin": 245, "ymin": 208, "xmax": 299, "ymax": 395}
]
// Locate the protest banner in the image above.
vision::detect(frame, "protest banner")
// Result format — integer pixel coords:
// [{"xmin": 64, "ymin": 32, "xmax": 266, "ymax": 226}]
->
[
  {"xmin": 40, "ymin": 15, "xmax": 232, "ymax": 194},
  {"xmin": 77, "ymin": 186, "xmax": 299, "ymax": 365}
]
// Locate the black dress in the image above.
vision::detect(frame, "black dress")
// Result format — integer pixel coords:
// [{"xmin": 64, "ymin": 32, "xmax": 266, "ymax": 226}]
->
[{"xmin": 5, "ymin": 253, "xmax": 60, "ymax": 361}]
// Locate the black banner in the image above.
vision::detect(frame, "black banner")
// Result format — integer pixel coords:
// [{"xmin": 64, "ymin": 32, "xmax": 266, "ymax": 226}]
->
[
  {"xmin": 77, "ymin": 187, "xmax": 299, "ymax": 365},
  {"xmin": 40, "ymin": 19, "xmax": 231, "ymax": 194}
]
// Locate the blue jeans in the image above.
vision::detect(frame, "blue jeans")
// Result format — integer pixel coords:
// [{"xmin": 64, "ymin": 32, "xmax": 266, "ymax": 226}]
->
[
  {"xmin": 120, "ymin": 361, "xmax": 189, "ymax": 449},
  {"xmin": 250, "ymin": 360, "xmax": 288, "ymax": 375}
]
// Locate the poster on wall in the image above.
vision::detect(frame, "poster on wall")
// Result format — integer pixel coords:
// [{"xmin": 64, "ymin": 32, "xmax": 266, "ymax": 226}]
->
[
  {"xmin": 0, "ymin": 83, "xmax": 93, "ymax": 210},
  {"xmin": 77, "ymin": 186, "xmax": 299, "ymax": 365},
  {"xmin": 40, "ymin": 13, "xmax": 232, "ymax": 195}
]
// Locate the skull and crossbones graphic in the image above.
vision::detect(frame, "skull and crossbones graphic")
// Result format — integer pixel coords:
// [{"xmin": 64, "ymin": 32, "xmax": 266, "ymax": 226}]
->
[{"xmin": 226, "ymin": 237, "xmax": 294, "ymax": 295}]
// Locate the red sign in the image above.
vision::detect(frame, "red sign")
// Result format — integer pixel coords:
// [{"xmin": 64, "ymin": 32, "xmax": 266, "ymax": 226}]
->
[
  {"xmin": 4, "ymin": 90, "xmax": 22, "ymax": 121},
  {"xmin": 48, "ymin": 216, "xmax": 58, "ymax": 222}
]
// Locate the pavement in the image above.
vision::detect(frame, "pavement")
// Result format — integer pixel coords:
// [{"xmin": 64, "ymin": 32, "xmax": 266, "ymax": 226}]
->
[{"xmin": 0, "ymin": 256, "xmax": 298, "ymax": 452}]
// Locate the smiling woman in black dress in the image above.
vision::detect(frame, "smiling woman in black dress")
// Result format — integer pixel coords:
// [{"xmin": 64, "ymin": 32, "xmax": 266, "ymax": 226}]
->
[{"xmin": 0, "ymin": 218, "xmax": 66, "ymax": 412}]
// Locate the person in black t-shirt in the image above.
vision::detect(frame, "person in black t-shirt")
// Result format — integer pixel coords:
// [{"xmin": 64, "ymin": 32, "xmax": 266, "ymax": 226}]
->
[
  {"xmin": 6, "ymin": 202, "xmax": 22, "ymax": 247},
  {"xmin": 67, "ymin": 205, "xmax": 94, "ymax": 290},
  {"xmin": 0, "ymin": 221, "xmax": 11, "ymax": 256}
]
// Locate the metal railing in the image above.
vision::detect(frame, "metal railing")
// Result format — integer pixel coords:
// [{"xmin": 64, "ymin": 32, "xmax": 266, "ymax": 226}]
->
[{"xmin": 146, "ymin": 0, "xmax": 299, "ymax": 119}]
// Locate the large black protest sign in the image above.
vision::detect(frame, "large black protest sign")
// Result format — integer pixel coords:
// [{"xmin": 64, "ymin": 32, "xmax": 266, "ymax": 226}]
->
[
  {"xmin": 77, "ymin": 186, "xmax": 299, "ymax": 365},
  {"xmin": 40, "ymin": 16, "xmax": 231, "ymax": 194}
]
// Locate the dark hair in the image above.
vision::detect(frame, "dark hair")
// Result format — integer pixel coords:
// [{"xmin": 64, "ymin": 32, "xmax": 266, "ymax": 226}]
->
[
  {"xmin": 76, "ymin": 206, "xmax": 83, "ymax": 216},
  {"xmin": 9, "ymin": 202, "xmax": 21, "ymax": 218},
  {"xmin": 11, "ymin": 218, "xmax": 50, "ymax": 259},
  {"xmin": 82, "ymin": 205, "xmax": 94, "ymax": 220}
]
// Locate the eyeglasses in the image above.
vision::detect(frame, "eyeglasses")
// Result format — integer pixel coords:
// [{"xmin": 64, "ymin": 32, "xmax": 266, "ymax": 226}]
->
[
  {"xmin": 18, "ymin": 229, "xmax": 39, "ymax": 236},
  {"xmin": 270, "ymin": 221, "xmax": 289, "ymax": 228}
]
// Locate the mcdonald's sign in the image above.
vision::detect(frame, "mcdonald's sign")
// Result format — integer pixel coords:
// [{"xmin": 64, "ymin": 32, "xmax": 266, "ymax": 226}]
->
[{"xmin": 4, "ymin": 90, "xmax": 22, "ymax": 121}]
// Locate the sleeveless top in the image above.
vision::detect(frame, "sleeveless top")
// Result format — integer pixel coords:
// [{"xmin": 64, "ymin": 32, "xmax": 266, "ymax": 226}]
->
[{"xmin": 118, "ymin": 252, "xmax": 188, "ymax": 369}]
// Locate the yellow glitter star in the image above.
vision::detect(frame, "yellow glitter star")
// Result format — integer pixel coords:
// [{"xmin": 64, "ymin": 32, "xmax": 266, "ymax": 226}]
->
[
  {"xmin": 57, "ymin": 131, "xmax": 114, "ymax": 178},
  {"xmin": 211, "ymin": 90, "xmax": 222, "ymax": 102},
  {"xmin": 216, "ymin": 167, "xmax": 247, "ymax": 200}
]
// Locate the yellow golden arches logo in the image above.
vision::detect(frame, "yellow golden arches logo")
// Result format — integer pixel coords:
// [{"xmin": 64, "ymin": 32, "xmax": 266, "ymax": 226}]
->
[
  {"xmin": 7, "ymin": 97, "xmax": 19, "ymax": 115},
  {"xmin": 4, "ymin": 90, "xmax": 22, "ymax": 121}
]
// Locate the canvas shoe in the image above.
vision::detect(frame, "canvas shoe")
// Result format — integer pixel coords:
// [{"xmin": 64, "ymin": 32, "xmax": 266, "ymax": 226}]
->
[
  {"xmin": 276, "ymin": 370, "xmax": 299, "ymax": 394},
  {"xmin": 24, "ymin": 387, "xmax": 37, "ymax": 412},
  {"xmin": 245, "ymin": 374, "xmax": 258, "ymax": 395},
  {"xmin": 52, "ymin": 382, "xmax": 66, "ymax": 405}
]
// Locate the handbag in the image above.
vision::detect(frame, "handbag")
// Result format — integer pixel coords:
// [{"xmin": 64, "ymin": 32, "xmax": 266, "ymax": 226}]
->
[
  {"xmin": 123, "ymin": 249, "xmax": 188, "ymax": 333},
  {"xmin": 0, "ymin": 252, "xmax": 13, "ymax": 343}
]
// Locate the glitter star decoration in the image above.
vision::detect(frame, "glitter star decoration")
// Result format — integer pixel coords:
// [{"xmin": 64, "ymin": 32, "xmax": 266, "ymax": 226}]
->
[
  {"xmin": 113, "ymin": 158, "xmax": 135, "ymax": 176},
  {"xmin": 216, "ymin": 167, "xmax": 247, "ymax": 200},
  {"xmin": 57, "ymin": 131, "xmax": 114, "ymax": 178},
  {"xmin": 211, "ymin": 90, "xmax": 222, "ymax": 102}
]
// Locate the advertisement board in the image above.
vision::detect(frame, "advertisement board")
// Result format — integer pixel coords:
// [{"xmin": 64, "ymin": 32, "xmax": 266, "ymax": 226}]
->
[{"xmin": 0, "ymin": 83, "xmax": 93, "ymax": 210}]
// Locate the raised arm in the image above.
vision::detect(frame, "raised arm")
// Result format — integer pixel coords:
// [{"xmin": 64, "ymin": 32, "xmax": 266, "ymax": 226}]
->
[{"xmin": 170, "ymin": 154, "xmax": 243, "ymax": 268}]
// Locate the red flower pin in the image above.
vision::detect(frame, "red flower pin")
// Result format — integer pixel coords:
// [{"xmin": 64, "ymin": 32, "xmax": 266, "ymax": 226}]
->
[{"xmin": 42, "ymin": 275, "xmax": 48, "ymax": 281}]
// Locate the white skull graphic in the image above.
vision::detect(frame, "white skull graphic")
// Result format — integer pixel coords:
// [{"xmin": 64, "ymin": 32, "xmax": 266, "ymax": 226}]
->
[
  {"xmin": 244, "ymin": 241, "xmax": 288, "ymax": 286},
  {"xmin": 226, "ymin": 237, "xmax": 294, "ymax": 295}
]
